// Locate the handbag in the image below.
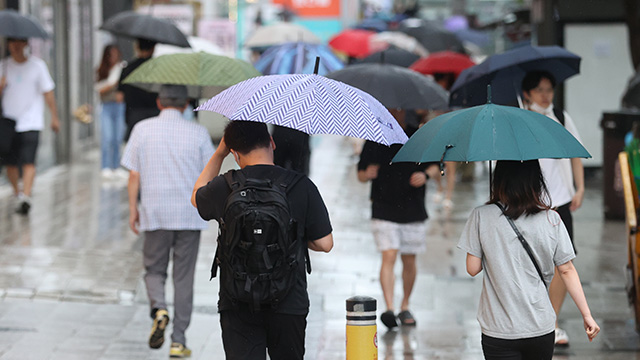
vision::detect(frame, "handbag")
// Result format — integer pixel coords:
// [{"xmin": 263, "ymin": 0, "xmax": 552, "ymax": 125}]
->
[{"xmin": 495, "ymin": 203, "xmax": 548, "ymax": 289}]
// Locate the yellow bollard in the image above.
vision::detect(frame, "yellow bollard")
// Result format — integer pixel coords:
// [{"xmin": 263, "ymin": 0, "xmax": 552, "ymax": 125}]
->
[{"xmin": 346, "ymin": 296, "xmax": 377, "ymax": 359}]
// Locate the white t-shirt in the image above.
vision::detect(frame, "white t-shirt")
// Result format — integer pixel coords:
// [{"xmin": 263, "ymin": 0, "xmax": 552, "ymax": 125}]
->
[
  {"xmin": 1, "ymin": 56, "xmax": 55, "ymax": 132},
  {"xmin": 457, "ymin": 204, "xmax": 576, "ymax": 340},
  {"xmin": 529, "ymin": 103, "xmax": 582, "ymax": 207}
]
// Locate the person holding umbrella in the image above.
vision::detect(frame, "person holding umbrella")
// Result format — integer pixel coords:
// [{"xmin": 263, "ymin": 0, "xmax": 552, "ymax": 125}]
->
[
  {"xmin": 121, "ymin": 84, "xmax": 214, "ymax": 357},
  {"xmin": 458, "ymin": 160, "xmax": 598, "ymax": 359},
  {"xmin": 521, "ymin": 70, "xmax": 585, "ymax": 347},
  {"xmin": 117, "ymin": 38, "xmax": 160, "ymax": 141},
  {"xmin": 0, "ymin": 37, "xmax": 59, "ymax": 215}
]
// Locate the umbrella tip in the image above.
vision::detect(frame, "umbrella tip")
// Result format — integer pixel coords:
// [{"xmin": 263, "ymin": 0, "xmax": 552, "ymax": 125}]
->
[
  {"xmin": 313, "ymin": 56, "xmax": 320, "ymax": 75},
  {"xmin": 487, "ymin": 84, "xmax": 492, "ymax": 104}
]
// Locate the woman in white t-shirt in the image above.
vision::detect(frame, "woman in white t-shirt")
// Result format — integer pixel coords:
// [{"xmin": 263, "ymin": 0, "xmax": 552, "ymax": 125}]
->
[
  {"xmin": 95, "ymin": 44, "xmax": 126, "ymax": 179},
  {"xmin": 522, "ymin": 70, "xmax": 585, "ymax": 347},
  {"xmin": 458, "ymin": 160, "xmax": 599, "ymax": 359}
]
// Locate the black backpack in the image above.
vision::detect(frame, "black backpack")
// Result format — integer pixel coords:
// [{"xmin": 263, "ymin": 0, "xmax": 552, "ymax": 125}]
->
[{"xmin": 210, "ymin": 169, "xmax": 309, "ymax": 311}]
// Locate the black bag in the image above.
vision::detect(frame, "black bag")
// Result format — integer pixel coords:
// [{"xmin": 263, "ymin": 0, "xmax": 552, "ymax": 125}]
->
[
  {"xmin": 0, "ymin": 112, "xmax": 16, "ymax": 156},
  {"xmin": 211, "ymin": 169, "xmax": 309, "ymax": 311}
]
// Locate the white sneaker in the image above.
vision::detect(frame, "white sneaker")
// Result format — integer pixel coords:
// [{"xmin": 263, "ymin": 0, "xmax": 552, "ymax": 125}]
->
[
  {"xmin": 432, "ymin": 191, "xmax": 444, "ymax": 204},
  {"xmin": 555, "ymin": 327, "xmax": 569, "ymax": 347},
  {"xmin": 442, "ymin": 198, "xmax": 454, "ymax": 210},
  {"xmin": 101, "ymin": 168, "xmax": 115, "ymax": 179},
  {"xmin": 15, "ymin": 193, "xmax": 31, "ymax": 215}
]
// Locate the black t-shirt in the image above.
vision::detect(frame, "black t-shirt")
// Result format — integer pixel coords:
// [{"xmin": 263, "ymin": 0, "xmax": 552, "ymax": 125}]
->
[
  {"xmin": 358, "ymin": 141, "xmax": 430, "ymax": 223},
  {"xmin": 195, "ymin": 165, "xmax": 332, "ymax": 315},
  {"xmin": 118, "ymin": 57, "xmax": 160, "ymax": 128}
]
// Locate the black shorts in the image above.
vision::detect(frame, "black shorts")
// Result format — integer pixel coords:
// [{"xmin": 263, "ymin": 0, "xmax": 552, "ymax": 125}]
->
[
  {"xmin": 555, "ymin": 202, "xmax": 576, "ymax": 254},
  {"xmin": 220, "ymin": 309, "xmax": 306, "ymax": 360},
  {"xmin": 3, "ymin": 131, "xmax": 40, "ymax": 166},
  {"xmin": 482, "ymin": 332, "xmax": 555, "ymax": 360}
]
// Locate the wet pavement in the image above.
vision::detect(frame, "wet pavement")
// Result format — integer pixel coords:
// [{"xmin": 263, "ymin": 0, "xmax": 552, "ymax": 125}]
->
[{"xmin": 1, "ymin": 135, "xmax": 639, "ymax": 359}]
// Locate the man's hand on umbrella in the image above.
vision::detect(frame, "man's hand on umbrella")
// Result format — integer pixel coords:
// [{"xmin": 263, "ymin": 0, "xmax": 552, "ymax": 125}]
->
[{"xmin": 409, "ymin": 171, "xmax": 427, "ymax": 188}]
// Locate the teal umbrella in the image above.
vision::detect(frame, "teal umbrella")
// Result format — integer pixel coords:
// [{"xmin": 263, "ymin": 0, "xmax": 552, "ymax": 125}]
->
[{"xmin": 392, "ymin": 102, "xmax": 590, "ymax": 165}]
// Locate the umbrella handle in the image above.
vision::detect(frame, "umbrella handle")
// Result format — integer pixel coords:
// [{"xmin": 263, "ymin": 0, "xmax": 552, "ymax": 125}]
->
[
  {"xmin": 440, "ymin": 144, "xmax": 454, "ymax": 176},
  {"xmin": 313, "ymin": 56, "xmax": 320, "ymax": 75}
]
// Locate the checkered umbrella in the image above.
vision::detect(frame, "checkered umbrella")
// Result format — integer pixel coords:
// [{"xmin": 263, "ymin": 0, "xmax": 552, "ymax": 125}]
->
[{"xmin": 196, "ymin": 74, "xmax": 409, "ymax": 146}]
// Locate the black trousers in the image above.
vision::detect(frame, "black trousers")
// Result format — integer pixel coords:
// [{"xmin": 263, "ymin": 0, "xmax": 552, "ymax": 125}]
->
[
  {"xmin": 220, "ymin": 309, "xmax": 307, "ymax": 360},
  {"xmin": 555, "ymin": 202, "xmax": 575, "ymax": 254},
  {"xmin": 481, "ymin": 332, "xmax": 555, "ymax": 360}
]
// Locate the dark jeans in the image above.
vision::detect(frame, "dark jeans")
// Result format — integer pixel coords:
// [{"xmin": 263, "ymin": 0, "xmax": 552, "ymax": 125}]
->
[
  {"xmin": 481, "ymin": 332, "xmax": 555, "ymax": 360},
  {"xmin": 220, "ymin": 309, "xmax": 306, "ymax": 360}
]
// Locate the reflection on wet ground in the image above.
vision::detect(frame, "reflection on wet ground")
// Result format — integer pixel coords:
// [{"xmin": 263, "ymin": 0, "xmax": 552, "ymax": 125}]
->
[{"xmin": 0, "ymin": 136, "xmax": 639, "ymax": 359}]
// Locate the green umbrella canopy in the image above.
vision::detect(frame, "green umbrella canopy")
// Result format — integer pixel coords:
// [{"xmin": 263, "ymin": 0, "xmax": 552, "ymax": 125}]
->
[
  {"xmin": 392, "ymin": 102, "xmax": 591, "ymax": 164},
  {"xmin": 122, "ymin": 52, "xmax": 262, "ymax": 99}
]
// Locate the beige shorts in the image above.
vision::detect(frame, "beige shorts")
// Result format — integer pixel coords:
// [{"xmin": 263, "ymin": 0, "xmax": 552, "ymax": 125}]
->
[{"xmin": 371, "ymin": 219, "xmax": 428, "ymax": 254}]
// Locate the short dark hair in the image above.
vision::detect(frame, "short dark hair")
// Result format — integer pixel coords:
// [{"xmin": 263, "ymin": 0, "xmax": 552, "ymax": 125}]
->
[
  {"xmin": 7, "ymin": 37, "xmax": 28, "ymax": 43},
  {"xmin": 137, "ymin": 38, "xmax": 157, "ymax": 51},
  {"xmin": 223, "ymin": 121, "xmax": 271, "ymax": 155},
  {"xmin": 488, "ymin": 160, "xmax": 551, "ymax": 219},
  {"xmin": 521, "ymin": 71, "xmax": 556, "ymax": 92}
]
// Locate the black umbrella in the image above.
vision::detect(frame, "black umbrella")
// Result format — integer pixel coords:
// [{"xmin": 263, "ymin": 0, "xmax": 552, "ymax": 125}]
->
[
  {"xmin": 100, "ymin": 11, "xmax": 190, "ymax": 48},
  {"xmin": 398, "ymin": 19, "xmax": 465, "ymax": 54},
  {"xmin": 623, "ymin": 70, "xmax": 640, "ymax": 110},
  {"xmin": 0, "ymin": 9, "xmax": 48, "ymax": 39},
  {"xmin": 327, "ymin": 63, "xmax": 449, "ymax": 110},
  {"xmin": 357, "ymin": 47, "xmax": 421, "ymax": 68}
]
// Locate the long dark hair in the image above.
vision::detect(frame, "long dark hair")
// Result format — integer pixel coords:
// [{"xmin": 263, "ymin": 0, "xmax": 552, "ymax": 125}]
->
[
  {"xmin": 97, "ymin": 44, "xmax": 119, "ymax": 81},
  {"xmin": 488, "ymin": 160, "xmax": 551, "ymax": 219}
]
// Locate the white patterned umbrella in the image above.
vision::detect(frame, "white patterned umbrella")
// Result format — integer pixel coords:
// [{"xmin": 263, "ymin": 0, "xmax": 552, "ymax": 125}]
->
[{"xmin": 196, "ymin": 74, "xmax": 408, "ymax": 146}]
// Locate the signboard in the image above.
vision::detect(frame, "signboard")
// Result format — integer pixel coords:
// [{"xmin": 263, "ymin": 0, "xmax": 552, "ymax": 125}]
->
[
  {"xmin": 197, "ymin": 19, "xmax": 236, "ymax": 57},
  {"xmin": 272, "ymin": 0, "xmax": 341, "ymax": 17}
]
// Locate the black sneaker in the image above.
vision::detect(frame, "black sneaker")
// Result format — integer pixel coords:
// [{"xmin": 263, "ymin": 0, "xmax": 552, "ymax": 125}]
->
[
  {"xmin": 16, "ymin": 200, "xmax": 31, "ymax": 215},
  {"xmin": 149, "ymin": 309, "xmax": 170, "ymax": 349}
]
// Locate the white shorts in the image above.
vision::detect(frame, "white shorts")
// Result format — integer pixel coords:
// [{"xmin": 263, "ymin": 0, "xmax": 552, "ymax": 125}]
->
[{"xmin": 371, "ymin": 219, "xmax": 428, "ymax": 254}]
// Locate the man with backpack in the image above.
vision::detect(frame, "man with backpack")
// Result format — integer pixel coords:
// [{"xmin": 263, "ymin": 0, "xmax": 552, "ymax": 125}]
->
[{"xmin": 191, "ymin": 120, "xmax": 333, "ymax": 359}]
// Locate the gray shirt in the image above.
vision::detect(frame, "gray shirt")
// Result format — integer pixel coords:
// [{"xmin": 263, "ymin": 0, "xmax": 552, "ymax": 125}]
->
[{"xmin": 457, "ymin": 204, "xmax": 575, "ymax": 339}]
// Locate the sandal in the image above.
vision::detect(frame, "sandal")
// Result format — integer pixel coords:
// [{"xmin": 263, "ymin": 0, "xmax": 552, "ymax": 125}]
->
[
  {"xmin": 397, "ymin": 310, "xmax": 417, "ymax": 326},
  {"xmin": 380, "ymin": 310, "xmax": 398, "ymax": 329}
]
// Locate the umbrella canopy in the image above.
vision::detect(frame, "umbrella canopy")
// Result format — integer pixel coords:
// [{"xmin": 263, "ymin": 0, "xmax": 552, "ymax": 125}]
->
[
  {"xmin": 244, "ymin": 22, "xmax": 321, "ymax": 50},
  {"xmin": 153, "ymin": 36, "xmax": 224, "ymax": 57},
  {"xmin": 196, "ymin": 74, "xmax": 408, "ymax": 146},
  {"xmin": 122, "ymin": 52, "xmax": 261, "ymax": 99},
  {"xmin": 358, "ymin": 47, "xmax": 420, "ymax": 68},
  {"xmin": 398, "ymin": 19, "xmax": 465, "ymax": 54},
  {"xmin": 369, "ymin": 31, "xmax": 429, "ymax": 57},
  {"xmin": 409, "ymin": 51, "xmax": 475, "ymax": 76},
  {"xmin": 0, "ymin": 9, "xmax": 48, "ymax": 39},
  {"xmin": 392, "ymin": 102, "xmax": 590, "ymax": 164},
  {"xmin": 327, "ymin": 63, "xmax": 448, "ymax": 110},
  {"xmin": 328, "ymin": 29, "xmax": 377, "ymax": 58},
  {"xmin": 100, "ymin": 11, "xmax": 190, "ymax": 47},
  {"xmin": 254, "ymin": 42, "xmax": 344, "ymax": 76},
  {"xmin": 450, "ymin": 45, "xmax": 581, "ymax": 107}
]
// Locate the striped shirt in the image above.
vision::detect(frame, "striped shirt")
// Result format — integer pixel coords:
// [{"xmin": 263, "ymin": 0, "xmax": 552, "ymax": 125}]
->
[{"xmin": 121, "ymin": 109, "xmax": 214, "ymax": 231}]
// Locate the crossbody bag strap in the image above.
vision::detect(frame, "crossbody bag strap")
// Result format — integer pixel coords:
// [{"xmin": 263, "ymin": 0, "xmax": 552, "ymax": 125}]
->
[{"xmin": 495, "ymin": 203, "xmax": 548, "ymax": 289}]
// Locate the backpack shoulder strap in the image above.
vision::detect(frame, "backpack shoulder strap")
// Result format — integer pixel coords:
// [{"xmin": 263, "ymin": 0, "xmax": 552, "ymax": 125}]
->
[
  {"xmin": 553, "ymin": 107, "xmax": 565, "ymax": 127},
  {"xmin": 224, "ymin": 170, "xmax": 246, "ymax": 190},
  {"xmin": 275, "ymin": 170, "xmax": 304, "ymax": 194}
]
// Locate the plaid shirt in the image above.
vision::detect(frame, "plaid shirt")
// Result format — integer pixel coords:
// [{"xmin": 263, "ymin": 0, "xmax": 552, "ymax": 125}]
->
[{"xmin": 121, "ymin": 109, "xmax": 214, "ymax": 231}]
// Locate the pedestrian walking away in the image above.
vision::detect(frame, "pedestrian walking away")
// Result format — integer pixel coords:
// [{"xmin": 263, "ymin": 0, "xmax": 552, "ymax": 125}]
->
[
  {"xmin": 458, "ymin": 160, "xmax": 599, "ymax": 360},
  {"xmin": 121, "ymin": 84, "xmax": 214, "ymax": 358},
  {"xmin": 118, "ymin": 38, "xmax": 160, "ymax": 141},
  {"xmin": 95, "ymin": 44, "xmax": 126, "ymax": 180},
  {"xmin": 191, "ymin": 120, "xmax": 333, "ymax": 360},
  {"xmin": 522, "ymin": 70, "xmax": 585, "ymax": 347},
  {"xmin": 357, "ymin": 108, "xmax": 438, "ymax": 329},
  {"xmin": 0, "ymin": 37, "xmax": 59, "ymax": 215}
]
